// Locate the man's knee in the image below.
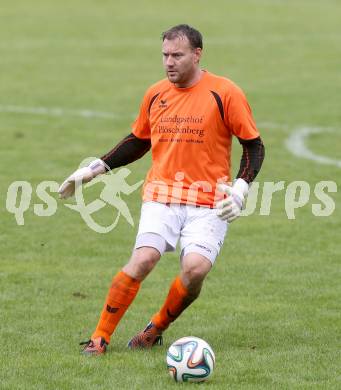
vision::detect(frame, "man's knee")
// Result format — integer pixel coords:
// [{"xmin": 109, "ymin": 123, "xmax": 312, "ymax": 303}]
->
[
  {"xmin": 123, "ymin": 247, "xmax": 161, "ymax": 280},
  {"xmin": 180, "ymin": 253, "xmax": 212, "ymax": 293}
]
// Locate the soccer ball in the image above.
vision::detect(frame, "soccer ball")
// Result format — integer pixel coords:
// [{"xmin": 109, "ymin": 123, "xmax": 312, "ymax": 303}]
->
[{"xmin": 166, "ymin": 336, "xmax": 215, "ymax": 382}]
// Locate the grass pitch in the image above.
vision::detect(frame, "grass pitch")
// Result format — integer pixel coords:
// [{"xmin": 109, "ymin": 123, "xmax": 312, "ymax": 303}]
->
[{"xmin": 1, "ymin": 1, "xmax": 340, "ymax": 389}]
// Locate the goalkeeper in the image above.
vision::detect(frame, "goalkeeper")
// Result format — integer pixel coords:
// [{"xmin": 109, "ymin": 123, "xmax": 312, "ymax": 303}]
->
[{"xmin": 59, "ymin": 24, "xmax": 265, "ymax": 355}]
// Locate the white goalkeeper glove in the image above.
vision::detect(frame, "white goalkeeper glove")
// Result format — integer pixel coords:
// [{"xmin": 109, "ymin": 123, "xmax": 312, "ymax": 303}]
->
[
  {"xmin": 58, "ymin": 159, "xmax": 106, "ymax": 199},
  {"xmin": 216, "ymin": 178, "xmax": 249, "ymax": 222}
]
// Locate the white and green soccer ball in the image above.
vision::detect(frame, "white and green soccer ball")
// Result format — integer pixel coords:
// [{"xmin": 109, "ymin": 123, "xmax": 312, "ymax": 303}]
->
[{"xmin": 166, "ymin": 336, "xmax": 215, "ymax": 383}]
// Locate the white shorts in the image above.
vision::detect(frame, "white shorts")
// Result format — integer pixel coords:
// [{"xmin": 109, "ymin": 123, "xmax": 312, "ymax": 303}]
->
[{"xmin": 135, "ymin": 201, "xmax": 228, "ymax": 264}]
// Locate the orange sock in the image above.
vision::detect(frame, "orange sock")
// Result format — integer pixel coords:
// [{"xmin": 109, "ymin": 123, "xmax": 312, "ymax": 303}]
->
[
  {"xmin": 92, "ymin": 270, "xmax": 140, "ymax": 343},
  {"xmin": 152, "ymin": 276, "xmax": 196, "ymax": 331}
]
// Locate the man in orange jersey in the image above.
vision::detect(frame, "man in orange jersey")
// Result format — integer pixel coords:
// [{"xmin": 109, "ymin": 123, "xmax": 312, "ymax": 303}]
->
[{"xmin": 59, "ymin": 24, "xmax": 265, "ymax": 355}]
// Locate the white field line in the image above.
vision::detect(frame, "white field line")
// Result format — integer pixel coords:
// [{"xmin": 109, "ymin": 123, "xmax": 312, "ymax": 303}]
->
[
  {"xmin": 1, "ymin": 103, "xmax": 339, "ymax": 168},
  {"xmin": 0, "ymin": 105, "xmax": 284, "ymax": 128},
  {"xmin": 286, "ymin": 127, "xmax": 341, "ymax": 168},
  {"xmin": 0, "ymin": 104, "xmax": 126, "ymax": 120}
]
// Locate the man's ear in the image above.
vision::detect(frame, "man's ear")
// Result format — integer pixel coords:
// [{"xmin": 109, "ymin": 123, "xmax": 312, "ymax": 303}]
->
[{"xmin": 193, "ymin": 47, "xmax": 202, "ymax": 64}]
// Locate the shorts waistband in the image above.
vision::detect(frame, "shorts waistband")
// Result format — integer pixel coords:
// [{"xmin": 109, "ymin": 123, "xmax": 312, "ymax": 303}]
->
[{"xmin": 165, "ymin": 202, "xmax": 213, "ymax": 209}]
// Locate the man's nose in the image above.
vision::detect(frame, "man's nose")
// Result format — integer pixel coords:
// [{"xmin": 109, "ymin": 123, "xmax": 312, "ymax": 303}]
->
[{"xmin": 166, "ymin": 56, "xmax": 175, "ymax": 67}]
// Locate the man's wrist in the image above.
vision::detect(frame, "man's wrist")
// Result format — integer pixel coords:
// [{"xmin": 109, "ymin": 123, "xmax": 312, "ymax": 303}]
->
[
  {"xmin": 89, "ymin": 159, "xmax": 106, "ymax": 177},
  {"xmin": 233, "ymin": 178, "xmax": 249, "ymax": 197}
]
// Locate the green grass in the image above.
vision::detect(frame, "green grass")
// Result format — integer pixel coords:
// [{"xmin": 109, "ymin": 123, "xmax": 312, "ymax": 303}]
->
[{"xmin": 1, "ymin": 0, "xmax": 340, "ymax": 388}]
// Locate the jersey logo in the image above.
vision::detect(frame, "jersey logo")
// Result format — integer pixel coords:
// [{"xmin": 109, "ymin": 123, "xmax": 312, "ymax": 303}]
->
[{"xmin": 159, "ymin": 99, "xmax": 168, "ymax": 108}]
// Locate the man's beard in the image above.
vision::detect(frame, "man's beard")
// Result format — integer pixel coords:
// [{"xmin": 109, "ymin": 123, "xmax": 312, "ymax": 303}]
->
[{"xmin": 167, "ymin": 70, "xmax": 187, "ymax": 85}]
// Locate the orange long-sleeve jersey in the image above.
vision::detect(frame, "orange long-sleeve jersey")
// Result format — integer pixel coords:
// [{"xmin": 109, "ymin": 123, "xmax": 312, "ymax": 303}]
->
[{"xmin": 132, "ymin": 70, "xmax": 260, "ymax": 207}]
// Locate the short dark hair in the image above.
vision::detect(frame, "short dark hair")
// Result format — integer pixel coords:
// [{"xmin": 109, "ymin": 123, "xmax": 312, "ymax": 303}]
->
[{"xmin": 162, "ymin": 24, "xmax": 203, "ymax": 49}]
